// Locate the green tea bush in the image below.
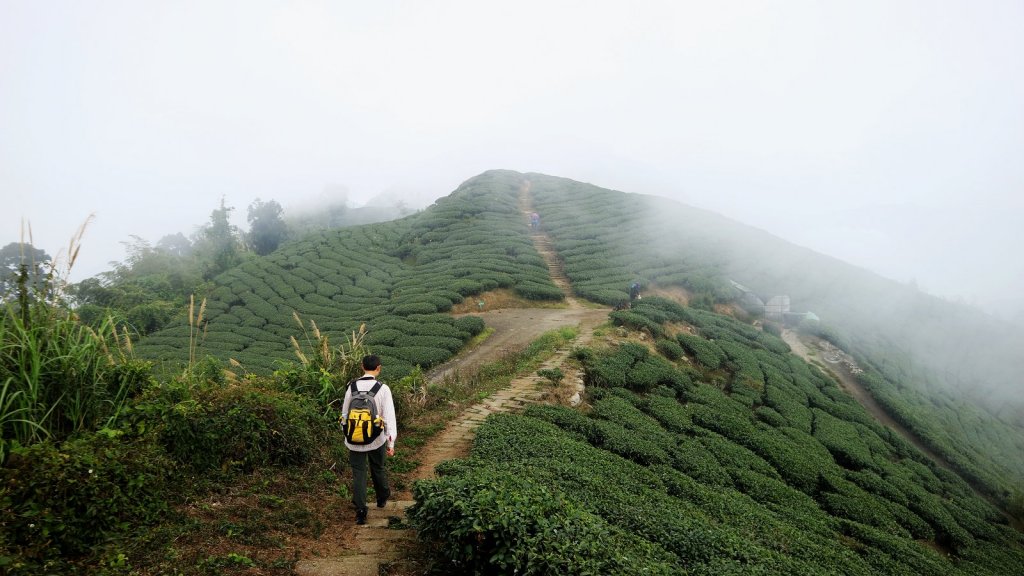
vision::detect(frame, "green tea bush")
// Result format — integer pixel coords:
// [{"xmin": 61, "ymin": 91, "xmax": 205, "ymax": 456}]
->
[
  {"xmin": 523, "ymin": 404, "xmax": 600, "ymax": 443},
  {"xmin": 669, "ymin": 436, "xmax": 734, "ymax": 487},
  {"xmin": 813, "ymin": 409, "xmax": 875, "ymax": 470},
  {"xmin": 677, "ymin": 333, "xmax": 725, "ymax": 369},
  {"xmin": 453, "ymin": 315, "xmax": 485, "ymax": 336},
  {"xmin": 655, "ymin": 338, "xmax": 684, "ymax": 360},
  {"xmin": 729, "ymin": 468, "xmax": 820, "ymax": 514},
  {"xmin": 626, "ymin": 356, "xmax": 681, "ymax": 393},
  {"xmin": 589, "ymin": 419, "xmax": 671, "ymax": 466},
  {"xmin": 818, "ymin": 476, "xmax": 905, "ymax": 535},
  {"xmin": 393, "ymin": 334, "xmax": 464, "ymax": 352},
  {"xmin": 392, "ymin": 301, "xmax": 439, "ymax": 315},
  {"xmin": 390, "ymin": 346, "xmax": 450, "ymax": 368},
  {"xmin": 643, "ymin": 395, "xmax": 695, "ymax": 433},
  {"xmin": 609, "ymin": 309, "xmax": 664, "ymax": 336},
  {"xmin": 409, "ymin": 465, "xmax": 678, "ymax": 575},
  {"xmin": 592, "ymin": 395, "xmax": 675, "ymax": 444}
]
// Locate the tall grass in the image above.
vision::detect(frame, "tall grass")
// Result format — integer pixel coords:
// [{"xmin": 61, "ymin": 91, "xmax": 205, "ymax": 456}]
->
[
  {"xmin": 276, "ymin": 313, "xmax": 370, "ymax": 411},
  {"xmin": 0, "ymin": 222, "xmax": 145, "ymax": 462}
]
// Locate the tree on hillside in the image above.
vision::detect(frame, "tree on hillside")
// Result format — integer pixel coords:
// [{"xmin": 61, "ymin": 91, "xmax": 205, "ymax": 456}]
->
[
  {"xmin": 70, "ymin": 235, "xmax": 204, "ymax": 335},
  {"xmin": 0, "ymin": 242, "xmax": 52, "ymax": 302},
  {"xmin": 194, "ymin": 198, "xmax": 243, "ymax": 279},
  {"xmin": 156, "ymin": 232, "xmax": 193, "ymax": 257},
  {"xmin": 246, "ymin": 198, "xmax": 288, "ymax": 255}
]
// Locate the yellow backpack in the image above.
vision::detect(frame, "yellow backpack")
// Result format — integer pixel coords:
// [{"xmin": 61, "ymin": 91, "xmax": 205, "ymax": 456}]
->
[{"xmin": 343, "ymin": 378, "xmax": 384, "ymax": 445}]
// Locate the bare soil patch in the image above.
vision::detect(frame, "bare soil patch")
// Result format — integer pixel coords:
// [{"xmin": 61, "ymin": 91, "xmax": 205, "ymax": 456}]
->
[
  {"xmin": 426, "ymin": 306, "xmax": 608, "ymax": 382},
  {"xmin": 448, "ymin": 288, "xmax": 567, "ymax": 314}
]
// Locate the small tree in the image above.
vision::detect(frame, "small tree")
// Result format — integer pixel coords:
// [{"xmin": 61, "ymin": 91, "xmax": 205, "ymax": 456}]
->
[
  {"xmin": 194, "ymin": 197, "xmax": 243, "ymax": 279},
  {"xmin": 0, "ymin": 242, "xmax": 51, "ymax": 303},
  {"xmin": 246, "ymin": 198, "xmax": 288, "ymax": 255}
]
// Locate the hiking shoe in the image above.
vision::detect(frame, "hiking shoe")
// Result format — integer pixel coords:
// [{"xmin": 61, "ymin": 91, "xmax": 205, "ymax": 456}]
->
[
  {"xmin": 376, "ymin": 489, "xmax": 390, "ymax": 508},
  {"xmin": 355, "ymin": 507, "xmax": 368, "ymax": 525}
]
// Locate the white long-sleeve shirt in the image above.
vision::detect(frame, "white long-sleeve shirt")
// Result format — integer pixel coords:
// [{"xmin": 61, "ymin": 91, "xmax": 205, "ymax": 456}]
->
[{"xmin": 341, "ymin": 374, "xmax": 398, "ymax": 452}]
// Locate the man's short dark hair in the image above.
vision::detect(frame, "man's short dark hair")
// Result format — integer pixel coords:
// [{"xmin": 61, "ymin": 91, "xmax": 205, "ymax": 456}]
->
[{"xmin": 362, "ymin": 355, "xmax": 381, "ymax": 371}]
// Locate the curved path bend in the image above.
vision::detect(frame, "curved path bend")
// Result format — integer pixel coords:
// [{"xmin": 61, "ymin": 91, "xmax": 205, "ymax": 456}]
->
[{"xmin": 296, "ymin": 180, "xmax": 606, "ymax": 576}]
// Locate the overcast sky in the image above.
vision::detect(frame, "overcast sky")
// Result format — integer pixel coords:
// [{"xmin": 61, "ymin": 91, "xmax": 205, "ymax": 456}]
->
[{"xmin": 2, "ymin": 1, "xmax": 1022, "ymax": 315}]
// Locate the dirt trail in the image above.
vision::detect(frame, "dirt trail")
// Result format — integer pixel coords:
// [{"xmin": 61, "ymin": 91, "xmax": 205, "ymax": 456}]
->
[
  {"xmin": 781, "ymin": 331, "xmax": 927, "ymax": 448},
  {"xmin": 295, "ymin": 180, "xmax": 607, "ymax": 576},
  {"xmin": 781, "ymin": 329, "xmax": 1021, "ymax": 527}
]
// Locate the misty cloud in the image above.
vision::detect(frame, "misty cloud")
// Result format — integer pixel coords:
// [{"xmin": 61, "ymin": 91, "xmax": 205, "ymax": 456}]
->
[{"xmin": 2, "ymin": 1, "xmax": 1021, "ymax": 317}]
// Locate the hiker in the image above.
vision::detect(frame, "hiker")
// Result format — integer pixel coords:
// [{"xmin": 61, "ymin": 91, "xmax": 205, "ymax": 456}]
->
[
  {"xmin": 530, "ymin": 212, "xmax": 540, "ymax": 231},
  {"xmin": 341, "ymin": 354, "xmax": 398, "ymax": 525},
  {"xmin": 629, "ymin": 282, "xmax": 641, "ymax": 301}
]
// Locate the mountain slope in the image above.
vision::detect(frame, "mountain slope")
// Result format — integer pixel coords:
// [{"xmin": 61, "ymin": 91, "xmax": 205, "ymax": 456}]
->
[
  {"xmin": 526, "ymin": 172, "xmax": 1024, "ymax": 503},
  {"xmin": 135, "ymin": 171, "xmax": 561, "ymax": 377},
  {"xmin": 136, "ymin": 169, "xmax": 1023, "ymax": 510}
]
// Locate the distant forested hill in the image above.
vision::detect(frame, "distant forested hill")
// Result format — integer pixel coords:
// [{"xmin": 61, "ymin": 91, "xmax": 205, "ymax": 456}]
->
[{"xmin": 136, "ymin": 169, "xmax": 1023, "ymax": 508}]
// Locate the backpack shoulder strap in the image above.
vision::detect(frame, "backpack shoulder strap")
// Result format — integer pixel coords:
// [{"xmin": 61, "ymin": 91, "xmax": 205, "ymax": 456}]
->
[{"xmin": 369, "ymin": 381, "xmax": 382, "ymax": 395}]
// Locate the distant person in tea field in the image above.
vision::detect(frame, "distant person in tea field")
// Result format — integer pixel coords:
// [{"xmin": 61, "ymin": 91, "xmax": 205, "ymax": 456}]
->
[
  {"xmin": 341, "ymin": 354, "xmax": 398, "ymax": 525},
  {"xmin": 530, "ymin": 211, "xmax": 540, "ymax": 231},
  {"xmin": 629, "ymin": 282, "xmax": 641, "ymax": 302}
]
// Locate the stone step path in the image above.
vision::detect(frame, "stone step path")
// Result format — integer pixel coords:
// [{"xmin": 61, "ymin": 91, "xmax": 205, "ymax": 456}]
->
[
  {"xmin": 518, "ymin": 180, "xmax": 576, "ymax": 302},
  {"xmin": 295, "ymin": 179, "xmax": 600, "ymax": 576},
  {"xmin": 295, "ymin": 346, "xmax": 586, "ymax": 576},
  {"xmin": 296, "ymin": 500, "xmax": 415, "ymax": 576}
]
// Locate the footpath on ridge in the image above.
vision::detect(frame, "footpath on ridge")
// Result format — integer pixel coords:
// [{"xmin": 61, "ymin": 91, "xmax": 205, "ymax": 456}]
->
[{"xmin": 295, "ymin": 180, "xmax": 607, "ymax": 576}]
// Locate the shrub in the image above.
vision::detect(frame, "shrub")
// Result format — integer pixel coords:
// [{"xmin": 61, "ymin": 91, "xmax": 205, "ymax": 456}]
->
[
  {"xmin": 0, "ymin": 433, "xmax": 173, "ymax": 565},
  {"xmin": 656, "ymin": 338, "xmax": 684, "ymax": 360},
  {"xmin": 409, "ymin": 465, "xmax": 678, "ymax": 575},
  {"xmin": 677, "ymin": 334, "xmax": 725, "ymax": 369},
  {"xmin": 453, "ymin": 315, "xmax": 485, "ymax": 336},
  {"xmin": 609, "ymin": 310, "xmax": 664, "ymax": 336},
  {"xmin": 392, "ymin": 301, "xmax": 438, "ymax": 316},
  {"xmin": 391, "ymin": 346, "xmax": 451, "ymax": 368},
  {"xmin": 149, "ymin": 384, "xmax": 325, "ymax": 472},
  {"xmin": 513, "ymin": 282, "xmax": 564, "ymax": 301}
]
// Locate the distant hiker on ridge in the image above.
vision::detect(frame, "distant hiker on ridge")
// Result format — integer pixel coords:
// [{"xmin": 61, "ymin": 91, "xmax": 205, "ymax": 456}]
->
[
  {"xmin": 530, "ymin": 212, "xmax": 540, "ymax": 231},
  {"xmin": 341, "ymin": 354, "xmax": 398, "ymax": 525},
  {"xmin": 629, "ymin": 282, "xmax": 641, "ymax": 302}
]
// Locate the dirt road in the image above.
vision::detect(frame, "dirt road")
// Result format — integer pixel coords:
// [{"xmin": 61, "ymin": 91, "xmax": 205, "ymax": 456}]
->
[
  {"xmin": 427, "ymin": 307, "xmax": 607, "ymax": 382},
  {"xmin": 782, "ymin": 329, "xmax": 952, "ymax": 466}
]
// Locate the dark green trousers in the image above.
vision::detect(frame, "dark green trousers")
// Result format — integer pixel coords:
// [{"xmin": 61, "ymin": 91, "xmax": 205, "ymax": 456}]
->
[{"xmin": 349, "ymin": 444, "xmax": 388, "ymax": 511}]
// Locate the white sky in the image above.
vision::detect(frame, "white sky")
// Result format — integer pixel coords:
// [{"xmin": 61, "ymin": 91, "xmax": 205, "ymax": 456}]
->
[{"xmin": 2, "ymin": 1, "xmax": 1022, "ymax": 314}]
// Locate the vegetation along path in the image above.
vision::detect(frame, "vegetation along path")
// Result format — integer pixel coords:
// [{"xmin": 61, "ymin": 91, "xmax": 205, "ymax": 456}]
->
[{"xmin": 295, "ymin": 180, "xmax": 606, "ymax": 575}]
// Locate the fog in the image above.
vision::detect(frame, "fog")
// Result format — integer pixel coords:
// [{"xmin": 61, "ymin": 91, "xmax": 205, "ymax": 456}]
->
[{"xmin": 3, "ymin": 1, "xmax": 1022, "ymax": 318}]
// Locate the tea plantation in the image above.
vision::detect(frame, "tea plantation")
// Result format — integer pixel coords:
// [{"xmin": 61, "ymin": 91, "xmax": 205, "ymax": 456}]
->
[
  {"xmin": 411, "ymin": 297, "xmax": 1024, "ymax": 575},
  {"xmin": 135, "ymin": 171, "xmax": 561, "ymax": 378},
  {"xmin": 6, "ymin": 169, "xmax": 1024, "ymax": 573},
  {"xmin": 526, "ymin": 172, "xmax": 1024, "ymax": 511}
]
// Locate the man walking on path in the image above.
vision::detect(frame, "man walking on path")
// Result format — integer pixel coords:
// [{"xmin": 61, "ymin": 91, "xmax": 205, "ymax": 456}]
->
[{"xmin": 342, "ymin": 355, "xmax": 398, "ymax": 525}]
